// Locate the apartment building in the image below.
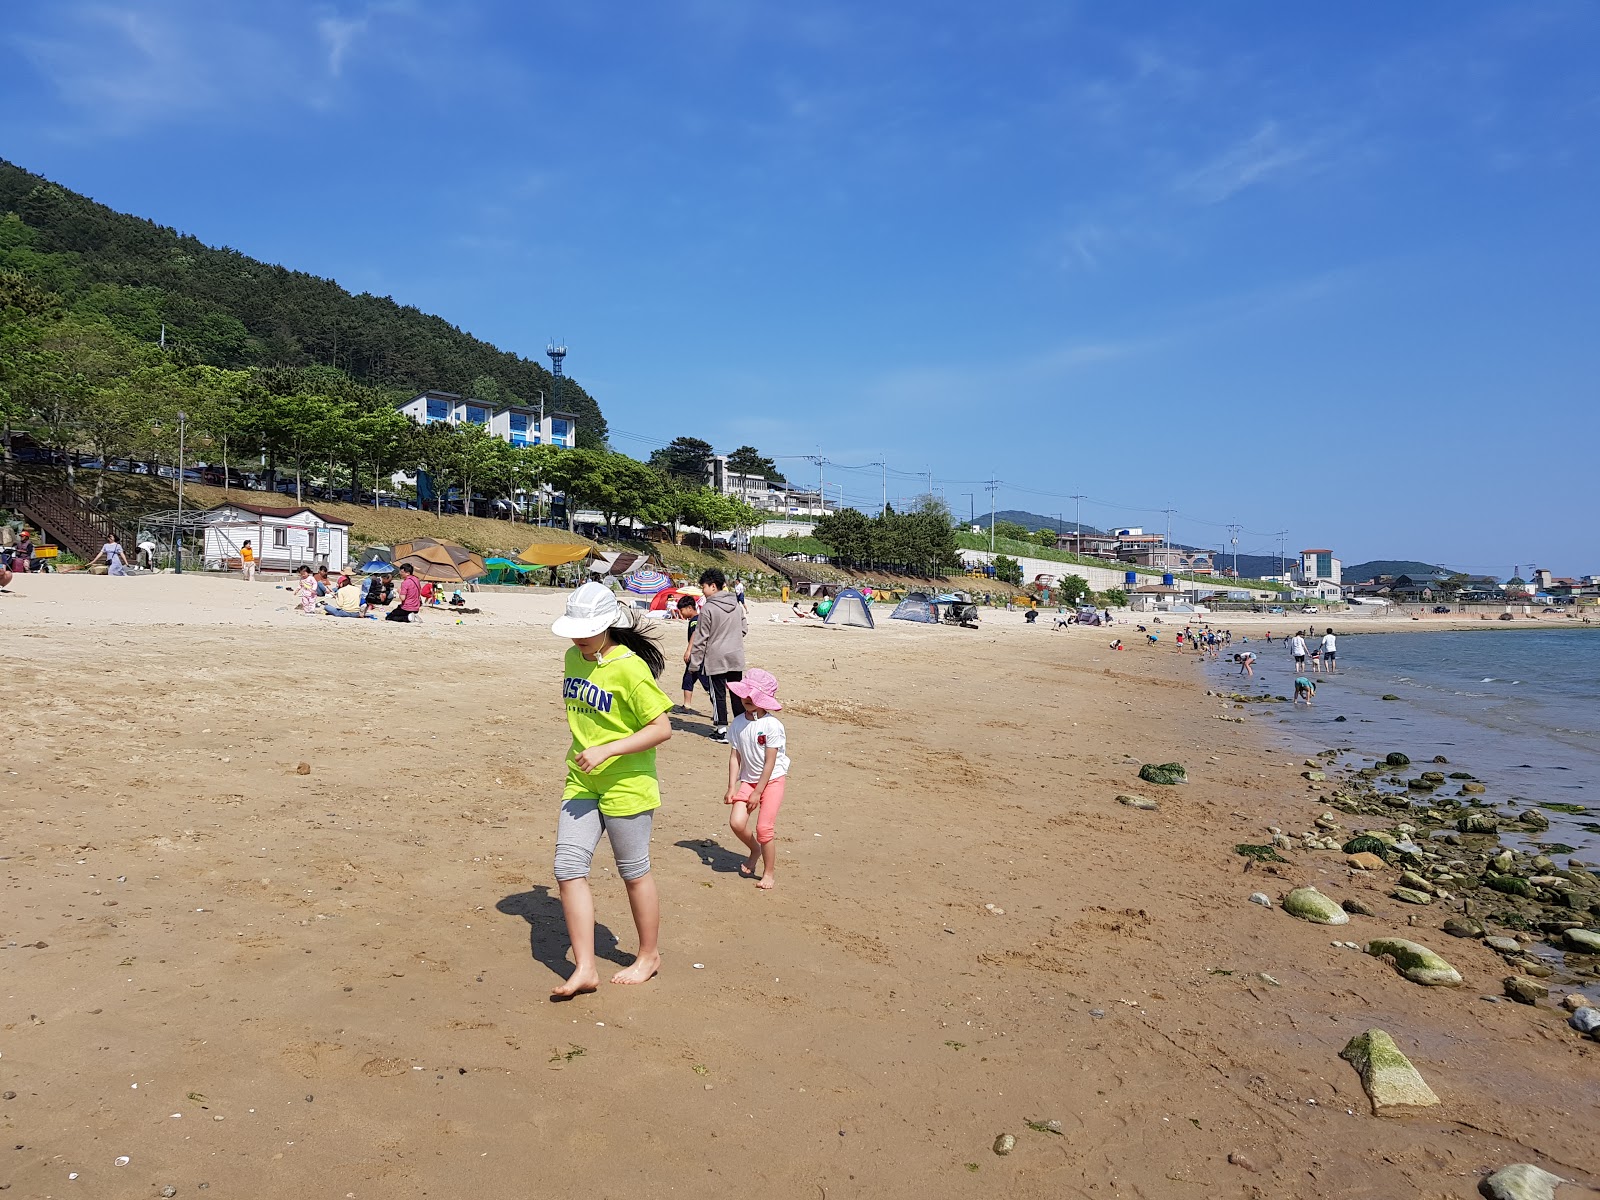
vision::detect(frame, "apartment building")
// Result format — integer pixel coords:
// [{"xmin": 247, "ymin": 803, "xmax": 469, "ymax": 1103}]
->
[{"xmin": 397, "ymin": 391, "xmax": 577, "ymax": 449}]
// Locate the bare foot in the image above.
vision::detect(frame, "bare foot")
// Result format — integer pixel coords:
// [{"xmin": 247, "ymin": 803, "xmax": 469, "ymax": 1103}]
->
[
  {"xmin": 755, "ymin": 874, "xmax": 775, "ymax": 891},
  {"xmin": 611, "ymin": 951, "xmax": 660, "ymax": 985},
  {"xmin": 738, "ymin": 851, "xmax": 759, "ymax": 877},
  {"xmin": 550, "ymin": 965, "xmax": 600, "ymax": 1000}
]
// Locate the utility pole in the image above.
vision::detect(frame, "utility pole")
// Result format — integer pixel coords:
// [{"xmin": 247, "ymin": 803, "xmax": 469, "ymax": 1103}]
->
[
  {"xmin": 1276, "ymin": 530, "xmax": 1289, "ymax": 579},
  {"xmin": 1227, "ymin": 523, "xmax": 1241, "ymax": 579},
  {"xmin": 1160, "ymin": 507, "xmax": 1177, "ymax": 573},
  {"xmin": 984, "ymin": 479, "xmax": 1001, "ymax": 553},
  {"xmin": 926, "ymin": 466, "xmax": 934, "ymax": 504},
  {"xmin": 1055, "ymin": 513, "xmax": 1063, "ymax": 544},
  {"xmin": 1070, "ymin": 493, "xmax": 1086, "ymax": 538},
  {"xmin": 962, "ymin": 493, "xmax": 974, "ymax": 526},
  {"xmin": 175, "ymin": 410, "xmax": 187, "ymax": 573},
  {"xmin": 879, "ymin": 455, "xmax": 887, "ymax": 517}
]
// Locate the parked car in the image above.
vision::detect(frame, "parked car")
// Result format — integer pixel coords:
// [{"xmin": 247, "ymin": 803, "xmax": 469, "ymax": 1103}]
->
[
  {"xmin": 1299, "ymin": 606, "xmax": 1319, "ymax": 614},
  {"xmin": 1432, "ymin": 605, "xmax": 1451, "ymax": 613},
  {"xmin": 1498, "ymin": 612, "xmax": 1515, "ymax": 621}
]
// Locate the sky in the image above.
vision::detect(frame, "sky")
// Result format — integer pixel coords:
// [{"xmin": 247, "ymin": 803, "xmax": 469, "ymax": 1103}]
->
[{"xmin": 4, "ymin": 1, "xmax": 1598, "ymax": 575}]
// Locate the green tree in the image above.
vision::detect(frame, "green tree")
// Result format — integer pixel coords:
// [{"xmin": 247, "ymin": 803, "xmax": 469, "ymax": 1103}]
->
[
  {"xmin": 350, "ymin": 404, "xmax": 414, "ymax": 508},
  {"xmin": 993, "ymin": 555, "xmax": 1022, "ymax": 586},
  {"xmin": 993, "ymin": 520, "xmax": 1031, "ymax": 542},
  {"xmin": 813, "ymin": 508, "xmax": 873, "ymax": 565},
  {"xmin": 724, "ymin": 445, "xmax": 783, "ymax": 482},
  {"xmin": 449, "ymin": 422, "xmax": 507, "ymax": 516},
  {"xmin": 1101, "ymin": 587, "xmax": 1128, "ymax": 608},
  {"xmin": 649, "ymin": 436, "xmax": 714, "ymax": 483},
  {"xmin": 1033, "ymin": 527, "xmax": 1060, "ymax": 550},
  {"xmin": 407, "ymin": 422, "xmax": 462, "ymax": 516},
  {"xmin": 1057, "ymin": 574, "xmax": 1091, "ymax": 605}
]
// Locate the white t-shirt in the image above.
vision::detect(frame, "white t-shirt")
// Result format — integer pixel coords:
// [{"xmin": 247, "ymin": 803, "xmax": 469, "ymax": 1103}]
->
[
  {"xmin": 1290, "ymin": 635, "xmax": 1307, "ymax": 658},
  {"xmin": 730, "ymin": 713, "xmax": 789, "ymax": 784},
  {"xmin": 1321, "ymin": 633, "xmax": 1336, "ymax": 653}
]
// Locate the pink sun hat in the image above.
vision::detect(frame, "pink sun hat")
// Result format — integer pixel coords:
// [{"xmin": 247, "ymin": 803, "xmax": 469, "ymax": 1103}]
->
[{"xmin": 727, "ymin": 668, "xmax": 782, "ymax": 711}]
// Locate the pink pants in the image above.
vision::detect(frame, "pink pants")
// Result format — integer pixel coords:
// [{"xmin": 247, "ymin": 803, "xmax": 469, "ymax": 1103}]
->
[{"xmin": 730, "ymin": 777, "xmax": 787, "ymax": 844}]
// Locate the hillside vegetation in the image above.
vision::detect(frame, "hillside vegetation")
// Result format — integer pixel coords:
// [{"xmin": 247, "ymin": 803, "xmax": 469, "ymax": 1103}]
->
[{"xmin": 0, "ymin": 159, "xmax": 605, "ymax": 443}]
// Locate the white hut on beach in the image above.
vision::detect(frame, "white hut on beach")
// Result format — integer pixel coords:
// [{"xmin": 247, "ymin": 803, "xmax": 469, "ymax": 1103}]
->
[{"xmin": 201, "ymin": 502, "xmax": 352, "ymax": 573}]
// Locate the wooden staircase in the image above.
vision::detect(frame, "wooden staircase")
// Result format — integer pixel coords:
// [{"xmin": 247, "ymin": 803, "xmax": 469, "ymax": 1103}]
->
[{"xmin": 1, "ymin": 477, "xmax": 121, "ymax": 559}]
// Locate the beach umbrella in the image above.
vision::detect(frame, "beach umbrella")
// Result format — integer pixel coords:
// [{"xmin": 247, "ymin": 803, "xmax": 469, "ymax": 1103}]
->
[
  {"xmin": 518, "ymin": 542, "xmax": 593, "ymax": 569},
  {"xmin": 391, "ymin": 537, "xmax": 487, "ymax": 584},
  {"xmin": 356, "ymin": 557, "xmax": 394, "ymax": 574},
  {"xmin": 623, "ymin": 568, "xmax": 674, "ymax": 595}
]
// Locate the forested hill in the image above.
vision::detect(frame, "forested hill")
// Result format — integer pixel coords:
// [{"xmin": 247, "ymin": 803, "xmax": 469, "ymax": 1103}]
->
[{"xmin": 0, "ymin": 159, "xmax": 605, "ymax": 445}]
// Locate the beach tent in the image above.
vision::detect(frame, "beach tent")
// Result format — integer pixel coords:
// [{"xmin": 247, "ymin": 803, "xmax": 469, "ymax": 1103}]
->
[
  {"xmin": 649, "ymin": 587, "xmax": 687, "ymax": 611},
  {"xmin": 483, "ymin": 556, "xmax": 536, "ymax": 584},
  {"xmin": 391, "ymin": 538, "xmax": 487, "ymax": 584},
  {"xmin": 890, "ymin": 593, "xmax": 939, "ymax": 623},
  {"xmin": 356, "ymin": 557, "xmax": 394, "ymax": 574},
  {"xmin": 824, "ymin": 587, "xmax": 875, "ymax": 629}
]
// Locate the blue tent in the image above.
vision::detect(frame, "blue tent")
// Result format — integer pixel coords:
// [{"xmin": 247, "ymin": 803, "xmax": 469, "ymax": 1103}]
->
[
  {"xmin": 824, "ymin": 587, "xmax": 875, "ymax": 629},
  {"xmin": 890, "ymin": 593, "xmax": 938, "ymax": 623}
]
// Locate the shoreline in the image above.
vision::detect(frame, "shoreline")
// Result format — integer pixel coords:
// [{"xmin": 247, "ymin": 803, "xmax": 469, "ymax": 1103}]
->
[{"xmin": 2, "ymin": 576, "xmax": 1596, "ymax": 1196}]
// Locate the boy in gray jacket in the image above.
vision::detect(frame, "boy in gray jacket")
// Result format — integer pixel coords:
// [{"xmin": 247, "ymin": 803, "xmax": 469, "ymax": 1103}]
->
[{"xmin": 687, "ymin": 567, "xmax": 747, "ymax": 740}]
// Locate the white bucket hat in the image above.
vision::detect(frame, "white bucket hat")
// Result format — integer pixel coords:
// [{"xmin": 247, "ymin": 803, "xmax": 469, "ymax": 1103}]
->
[{"xmin": 551, "ymin": 581, "xmax": 627, "ymax": 638}]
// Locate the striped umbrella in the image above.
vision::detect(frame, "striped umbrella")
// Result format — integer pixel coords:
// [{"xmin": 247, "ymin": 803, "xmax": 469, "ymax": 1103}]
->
[{"xmin": 623, "ymin": 568, "xmax": 674, "ymax": 595}]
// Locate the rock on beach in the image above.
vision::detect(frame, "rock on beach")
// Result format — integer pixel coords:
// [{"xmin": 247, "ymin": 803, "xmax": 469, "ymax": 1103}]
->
[
  {"xmin": 1364, "ymin": 937, "xmax": 1463, "ymax": 986},
  {"xmin": 1478, "ymin": 1163, "xmax": 1564, "ymax": 1200},
  {"xmin": 1339, "ymin": 1028, "xmax": 1440, "ymax": 1115},
  {"xmin": 1282, "ymin": 887, "xmax": 1349, "ymax": 925}
]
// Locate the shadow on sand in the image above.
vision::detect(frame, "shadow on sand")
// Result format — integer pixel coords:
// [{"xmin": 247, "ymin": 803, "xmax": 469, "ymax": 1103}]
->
[{"xmin": 496, "ymin": 885, "xmax": 631, "ymax": 996}]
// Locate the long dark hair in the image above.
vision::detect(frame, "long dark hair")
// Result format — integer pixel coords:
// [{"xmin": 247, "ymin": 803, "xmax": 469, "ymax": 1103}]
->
[{"xmin": 608, "ymin": 621, "xmax": 665, "ymax": 678}]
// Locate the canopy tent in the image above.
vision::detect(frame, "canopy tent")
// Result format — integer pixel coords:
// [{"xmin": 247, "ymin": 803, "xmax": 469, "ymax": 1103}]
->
[
  {"xmin": 356, "ymin": 557, "xmax": 395, "ymax": 574},
  {"xmin": 353, "ymin": 543, "xmax": 392, "ymax": 566},
  {"xmin": 391, "ymin": 538, "xmax": 487, "ymax": 584},
  {"xmin": 623, "ymin": 568, "xmax": 674, "ymax": 596},
  {"xmin": 891, "ymin": 595, "xmax": 939, "ymax": 623},
  {"xmin": 483, "ymin": 556, "xmax": 537, "ymax": 585},
  {"xmin": 518, "ymin": 542, "xmax": 592, "ymax": 569},
  {"xmin": 824, "ymin": 587, "xmax": 875, "ymax": 629},
  {"xmin": 588, "ymin": 550, "xmax": 650, "ymax": 577}
]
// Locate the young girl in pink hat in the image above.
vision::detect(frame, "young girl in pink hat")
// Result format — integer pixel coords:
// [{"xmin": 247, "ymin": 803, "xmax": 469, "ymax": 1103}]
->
[{"xmin": 724, "ymin": 668, "xmax": 790, "ymax": 890}]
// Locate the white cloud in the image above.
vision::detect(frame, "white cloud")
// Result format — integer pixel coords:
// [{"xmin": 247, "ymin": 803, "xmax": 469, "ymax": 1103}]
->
[
  {"xmin": 317, "ymin": 15, "xmax": 368, "ymax": 77},
  {"xmin": 1176, "ymin": 121, "xmax": 1316, "ymax": 204}
]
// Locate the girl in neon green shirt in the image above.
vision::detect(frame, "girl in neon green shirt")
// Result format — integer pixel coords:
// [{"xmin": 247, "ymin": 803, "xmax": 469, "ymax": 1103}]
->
[{"xmin": 549, "ymin": 583, "xmax": 673, "ymax": 999}]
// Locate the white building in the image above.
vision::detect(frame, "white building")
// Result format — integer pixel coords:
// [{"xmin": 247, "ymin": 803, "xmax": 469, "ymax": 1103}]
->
[
  {"xmin": 397, "ymin": 391, "xmax": 577, "ymax": 449},
  {"xmin": 201, "ymin": 502, "xmax": 352, "ymax": 572},
  {"xmin": 1296, "ymin": 548, "xmax": 1342, "ymax": 586},
  {"xmin": 706, "ymin": 455, "xmax": 832, "ymax": 517}
]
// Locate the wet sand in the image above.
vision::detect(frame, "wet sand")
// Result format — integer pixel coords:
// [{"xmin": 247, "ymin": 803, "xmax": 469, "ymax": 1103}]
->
[{"xmin": 2, "ymin": 574, "xmax": 1596, "ymax": 1198}]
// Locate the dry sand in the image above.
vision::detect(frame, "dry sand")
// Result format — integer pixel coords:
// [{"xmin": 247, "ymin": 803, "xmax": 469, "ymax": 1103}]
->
[{"xmin": 2, "ymin": 574, "xmax": 1596, "ymax": 1199}]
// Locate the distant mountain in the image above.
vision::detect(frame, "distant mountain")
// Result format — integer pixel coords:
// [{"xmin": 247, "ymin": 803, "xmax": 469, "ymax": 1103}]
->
[
  {"xmin": 1344, "ymin": 559, "xmax": 1445, "ymax": 583},
  {"xmin": 973, "ymin": 509, "xmax": 1110, "ymax": 535}
]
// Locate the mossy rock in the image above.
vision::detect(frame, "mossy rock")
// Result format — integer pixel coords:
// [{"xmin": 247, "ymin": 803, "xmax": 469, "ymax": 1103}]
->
[
  {"xmin": 1342, "ymin": 835, "xmax": 1391, "ymax": 860},
  {"xmin": 1235, "ymin": 843, "xmax": 1286, "ymax": 863},
  {"xmin": 1456, "ymin": 812, "xmax": 1499, "ymax": 834},
  {"xmin": 1419, "ymin": 771, "xmax": 1446, "ymax": 784},
  {"xmin": 1138, "ymin": 762, "xmax": 1187, "ymax": 786},
  {"xmin": 1363, "ymin": 937, "xmax": 1463, "ymax": 986},
  {"xmin": 1384, "ymin": 752, "xmax": 1411, "ymax": 766},
  {"xmin": 1339, "ymin": 1029, "xmax": 1440, "ymax": 1113},
  {"xmin": 1486, "ymin": 875, "xmax": 1532, "ymax": 897},
  {"xmin": 1283, "ymin": 886, "xmax": 1349, "ymax": 925},
  {"xmin": 1381, "ymin": 694, "xmax": 1401, "ymax": 701},
  {"xmin": 1539, "ymin": 801, "xmax": 1588, "ymax": 815}
]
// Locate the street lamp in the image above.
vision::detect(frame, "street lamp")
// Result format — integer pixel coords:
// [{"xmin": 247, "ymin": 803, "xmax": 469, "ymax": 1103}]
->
[{"xmin": 175, "ymin": 410, "xmax": 187, "ymax": 574}]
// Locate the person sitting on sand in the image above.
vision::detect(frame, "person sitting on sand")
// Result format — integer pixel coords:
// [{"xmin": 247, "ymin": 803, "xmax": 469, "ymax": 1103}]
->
[
  {"xmin": 324, "ymin": 577, "xmax": 372, "ymax": 618},
  {"xmin": 1109, "ymin": 639, "xmax": 1123, "ymax": 650},
  {"xmin": 1294, "ymin": 675, "xmax": 1316, "ymax": 706},
  {"xmin": 293, "ymin": 566, "xmax": 320, "ymax": 613},
  {"xmin": 363, "ymin": 572, "xmax": 393, "ymax": 614},
  {"xmin": 724, "ymin": 669, "xmax": 789, "ymax": 890},
  {"xmin": 88, "ymin": 536, "xmax": 130, "ymax": 576},
  {"xmin": 549, "ymin": 582, "xmax": 673, "ymax": 996},
  {"xmin": 386, "ymin": 564, "xmax": 422, "ymax": 623}
]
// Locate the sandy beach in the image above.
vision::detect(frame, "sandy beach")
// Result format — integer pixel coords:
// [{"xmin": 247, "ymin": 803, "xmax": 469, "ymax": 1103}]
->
[{"xmin": 3, "ymin": 573, "xmax": 1596, "ymax": 1199}]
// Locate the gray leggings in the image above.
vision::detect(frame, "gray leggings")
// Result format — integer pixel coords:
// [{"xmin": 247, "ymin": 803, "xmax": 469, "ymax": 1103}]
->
[{"xmin": 554, "ymin": 799, "xmax": 653, "ymax": 882}]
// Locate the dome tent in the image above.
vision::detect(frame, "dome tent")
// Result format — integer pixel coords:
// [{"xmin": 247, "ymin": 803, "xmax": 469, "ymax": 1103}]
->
[
  {"xmin": 824, "ymin": 587, "xmax": 875, "ymax": 629},
  {"xmin": 890, "ymin": 592, "xmax": 939, "ymax": 623}
]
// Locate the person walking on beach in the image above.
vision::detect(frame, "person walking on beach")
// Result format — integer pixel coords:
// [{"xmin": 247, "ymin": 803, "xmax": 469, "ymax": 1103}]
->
[
  {"xmin": 240, "ymin": 539, "xmax": 256, "ymax": 582},
  {"xmin": 1290, "ymin": 630, "xmax": 1307, "ymax": 673},
  {"xmin": 385, "ymin": 563, "xmax": 422, "ymax": 622},
  {"xmin": 550, "ymin": 582, "xmax": 673, "ymax": 997},
  {"xmin": 675, "ymin": 593, "xmax": 710, "ymax": 712},
  {"xmin": 688, "ymin": 567, "xmax": 746, "ymax": 742},
  {"xmin": 1321, "ymin": 628, "xmax": 1338, "ymax": 674},
  {"xmin": 724, "ymin": 669, "xmax": 789, "ymax": 890}
]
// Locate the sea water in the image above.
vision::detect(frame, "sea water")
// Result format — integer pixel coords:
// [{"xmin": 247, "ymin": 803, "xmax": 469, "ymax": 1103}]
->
[{"xmin": 1205, "ymin": 627, "xmax": 1600, "ymax": 860}]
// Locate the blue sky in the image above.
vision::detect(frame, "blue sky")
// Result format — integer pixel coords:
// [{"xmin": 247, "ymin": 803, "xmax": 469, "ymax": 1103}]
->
[{"xmin": 5, "ymin": 1, "xmax": 1598, "ymax": 574}]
